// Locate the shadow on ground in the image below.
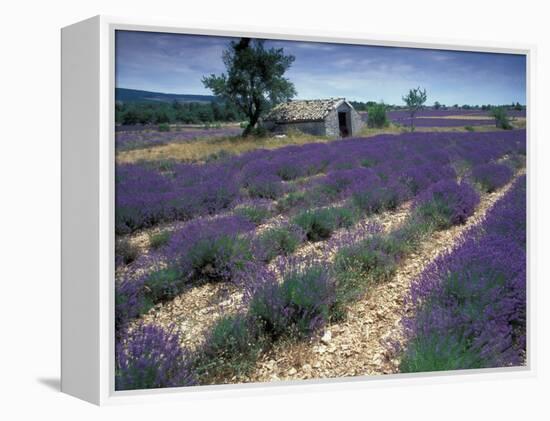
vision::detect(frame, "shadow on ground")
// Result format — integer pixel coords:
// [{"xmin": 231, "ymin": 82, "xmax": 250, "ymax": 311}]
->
[{"xmin": 37, "ymin": 377, "xmax": 60, "ymax": 392}]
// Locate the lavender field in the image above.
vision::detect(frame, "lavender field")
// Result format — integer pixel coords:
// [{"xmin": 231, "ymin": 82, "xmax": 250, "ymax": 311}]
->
[
  {"xmin": 115, "ymin": 128, "xmax": 527, "ymax": 389},
  {"xmin": 359, "ymin": 108, "xmax": 526, "ymax": 128}
]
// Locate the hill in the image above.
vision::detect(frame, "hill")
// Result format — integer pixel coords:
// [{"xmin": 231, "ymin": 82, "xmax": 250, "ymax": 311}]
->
[{"xmin": 115, "ymin": 88, "xmax": 217, "ymax": 104}]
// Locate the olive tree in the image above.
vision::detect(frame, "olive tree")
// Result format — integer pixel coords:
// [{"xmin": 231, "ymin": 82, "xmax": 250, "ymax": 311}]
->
[{"xmin": 202, "ymin": 38, "xmax": 296, "ymax": 137}]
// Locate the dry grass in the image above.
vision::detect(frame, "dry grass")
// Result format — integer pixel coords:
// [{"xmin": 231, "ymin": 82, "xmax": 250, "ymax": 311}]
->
[
  {"xmin": 511, "ymin": 117, "xmax": 527, "ymax": 129},
  {"xmin": 356, "ymin": 124, "xmax": 408, "ymax": 137},
  {"xmin": 116, "ymin": 131, "xmax": 331, "ymax": 164}
]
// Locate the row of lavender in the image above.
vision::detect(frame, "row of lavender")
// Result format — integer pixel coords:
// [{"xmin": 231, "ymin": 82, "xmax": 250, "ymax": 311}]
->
[
  {"xmin": 386, "ymin": 117, "xmax": 496, "ymax": 128},
  {"xmin": 386, "ymin": 109, "xmax": 526, "ymax": 119},
  {"xmin": 396, "ymin": 175, "xmax": 526, "ymax": 372},
  {"xmin": 116, "ymin": 130, "xmax": 526, "ymax": 235}
]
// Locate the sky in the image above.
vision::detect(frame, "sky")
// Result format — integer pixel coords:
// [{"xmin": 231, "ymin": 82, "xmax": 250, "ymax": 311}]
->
[{"xmin": 115, "ymin": 30, "xmax": 526, "ymax": 106}]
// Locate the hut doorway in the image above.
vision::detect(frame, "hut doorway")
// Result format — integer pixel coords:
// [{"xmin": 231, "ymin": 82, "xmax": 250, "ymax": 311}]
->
[{"xmin": 338, "ymin": 112, "xmax": 349, "ymax": 137}]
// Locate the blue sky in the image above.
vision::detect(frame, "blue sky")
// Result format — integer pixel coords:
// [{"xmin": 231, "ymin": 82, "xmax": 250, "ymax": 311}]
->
[{"xmin": 115, "ymin": 30, "xmax": 526, "ymax": 106}]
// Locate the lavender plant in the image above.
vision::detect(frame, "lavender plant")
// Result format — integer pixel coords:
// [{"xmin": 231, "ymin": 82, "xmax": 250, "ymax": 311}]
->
[
  {"xmin": 233, "ymin": 199, "xmax": 273, "ymax": 225},
  {"xmin": 351, "ymin": 183, "xmax": 406, "ymax": 214},
  {"xmin": 115, "ymin": 276, "xmax": 150, "ymax": 330},
  {"xmin": 332, "ymin": 233, "xmax": 401, "ymax": 316},
  {"xmin": 116, "ymin": 237, "xmax": 140, "ymax": 266},
  {"xmin": 276, "ymin": 191, "xmax": 314, "ymax": 213},
  {"xmin": 115, "ymin": 323, "xmax": 196, "ymax": 390},
  {"xmin": 292, "ymin": 206, "xmax": 357, "ymax": 241},
  {"xmin": 165, "ymin": 215, "xmax": 255, "ymax": 282},
  {"xmin": 412, "ymin": 180, "xmax": 480, "ymax": 229},
  {"xmin": 253, "ymin": 224, "xmax": 306, "ymax": 262},
  {"xmin": 143, "ymin": 267, "xmax": 184, "ymax": 303},
  {"xmin": 471, "ymin": 163, "xmax": 514, "ymax": 193},
  {"xmin": 195, "ymin": 313, "xmax": 264, "ymax": 381},
  {"xmin": 148, "ymin": 231, "xmax": 171, "ymax": 250},
  {"xmin": 249, "ymin": 262, "xmax": 335, "ymax": 339},
  {"xmin": 246, "ymin": 173, "xmax": 285, "ymax": 199}
]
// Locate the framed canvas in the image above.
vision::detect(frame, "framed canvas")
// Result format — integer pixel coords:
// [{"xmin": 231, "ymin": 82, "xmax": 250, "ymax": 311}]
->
[{"xmin": 61, "ymin": 15, "xmax": 534, "ymax": 405}]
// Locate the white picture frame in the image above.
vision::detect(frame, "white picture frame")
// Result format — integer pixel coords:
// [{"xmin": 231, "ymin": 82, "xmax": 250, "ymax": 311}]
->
[{"xmin": 61, "ymin": 15, "xmax": 535, "ymax": 406}]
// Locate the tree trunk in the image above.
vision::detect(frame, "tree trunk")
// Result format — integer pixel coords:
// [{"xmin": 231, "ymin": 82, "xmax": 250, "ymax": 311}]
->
[
  {"xmin": 242, "ymin": 105, "xmax": 262, "ymax": 137},
  {"xmin": 242, "ymin": 122, "xmax": 254, "ymax": 137}
]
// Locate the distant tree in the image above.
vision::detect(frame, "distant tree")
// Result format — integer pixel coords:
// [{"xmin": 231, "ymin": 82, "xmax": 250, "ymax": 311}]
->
[
  {"xmin": 122, "ymin": 109, "xmax": 140, "ymax": 125},
  {"xmin": 514, "ymin": 102, "xmax": 523, "ymax": 111},
  {"xmin": 211, "ymin": 102, "xmax": 223, "ymax": 121},
  {"xmin": 139, "ymin": 109, "xmax": 154, "ymax": 125},
  {"xmin": 402, "ymin": 87, "xmax": 427, "ymax": 131},
  {"xmin": 490, "ymin": 106, "xmax": 513, "ymax": 130},
  {"xmin": 433, "ymin": 101, "xmax": 441, "ymax": 110},
  {"xmin": 349, "ymin": 101, "xmax": 366, "ymax": 111},
  {"xmin": 198, "ymin": 106, "xmax": 214, "ymax": 122},
  {"xmin": 202, "ymin": 38, "xmax": 297, "ymax": 137},
  {"xmin": 155, "ymin": 110, "xmax": 170, "ymax": 124},
  {"xmin": 171, "ymin": 100, "xmax": 182, "ymax": 111},
  {"xmin": 367, "ymin": 102, "xmax": 388, "ymax": 128}
]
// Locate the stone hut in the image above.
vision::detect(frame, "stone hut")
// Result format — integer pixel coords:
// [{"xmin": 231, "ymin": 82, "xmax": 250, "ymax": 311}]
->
[{"xmin": 262, "ymin": 98, "xmax": 364, "ymax": 137}]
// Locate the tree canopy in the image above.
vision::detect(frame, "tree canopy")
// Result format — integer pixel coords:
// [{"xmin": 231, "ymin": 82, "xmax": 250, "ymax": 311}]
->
[
  {"xmin": 490, "ymin": 106, "xmax": 513, "ymax": 130},
  {"xmin": 402, "ymin": 87, "xmax": 428, "ymax": 131},
  {"xmin": 202, "ymin": 38, "xmax": 297, "ymax": 137}
]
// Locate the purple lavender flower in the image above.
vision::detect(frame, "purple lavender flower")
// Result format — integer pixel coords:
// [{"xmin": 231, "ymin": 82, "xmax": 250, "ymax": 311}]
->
[
  {"xmin": 246, "ymin": 173, "xmax": 285, "ymax": 199},
  {"xmin": 472, "ymin": 162, "xmax": 514, "ymax": 192},
  {"xmin": 413, "ymin": 179, "xmax": 480, "ymax": 228},
  {"xmin": 115, "ymin": 275, "xmax": 148, "ymax": 330},
  {"xmin": 165, "ymin": 215, "xmax": 255, "ymax": 282},
  {"xmin": 115, "ymin": 323, "xmax": 196, "ymax": 390},
  {"xmin": 247, "ymin": 258, "xmax": 335, "ymax": 339}
]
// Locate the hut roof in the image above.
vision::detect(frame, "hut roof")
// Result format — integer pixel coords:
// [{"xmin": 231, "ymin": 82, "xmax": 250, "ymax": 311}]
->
[{"xmin": 264, "ymin": 98, "xmax": 349, "ymax": 123}]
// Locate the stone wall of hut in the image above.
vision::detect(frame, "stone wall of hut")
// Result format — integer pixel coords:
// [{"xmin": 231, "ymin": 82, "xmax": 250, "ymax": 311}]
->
[
  {"xmin": 324, "ymin": 102, "xmax": 364, "ymax": 137},
  {"xmin": 263, "ymin": 120, "xmax": 326, "ymax": 136}
]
